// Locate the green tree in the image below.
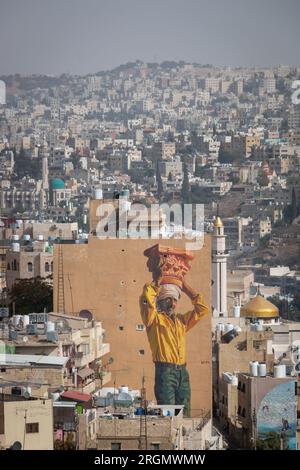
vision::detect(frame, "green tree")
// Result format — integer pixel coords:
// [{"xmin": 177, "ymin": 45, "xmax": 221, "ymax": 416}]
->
[
  {"xmin": 9, "ymin": 276, "xmax": 53, "ymax": 314},
  {"xmin": 257, "ymin": 172, "xmax": 269, "ymax": 187}
]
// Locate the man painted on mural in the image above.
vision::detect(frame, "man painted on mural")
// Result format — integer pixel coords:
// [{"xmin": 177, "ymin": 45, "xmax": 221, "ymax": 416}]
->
[{"xmin": 139, "ymin": 279, "xmax": 208, "ymax": 417}]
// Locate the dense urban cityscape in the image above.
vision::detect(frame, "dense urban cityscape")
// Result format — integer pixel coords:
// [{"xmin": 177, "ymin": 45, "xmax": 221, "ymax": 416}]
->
[{"xmin": 0, "ymin": 57, "xmax": 300, "ymax": 453}]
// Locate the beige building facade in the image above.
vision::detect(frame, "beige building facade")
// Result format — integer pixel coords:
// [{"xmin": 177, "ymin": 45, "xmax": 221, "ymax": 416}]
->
[{"xmin": 0, "ymin": 395, "xmax": 53, "ymax": 450}]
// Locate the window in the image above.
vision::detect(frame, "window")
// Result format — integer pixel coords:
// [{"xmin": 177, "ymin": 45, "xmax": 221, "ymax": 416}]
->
[
  {"xmin": 150, "ymin": 443, "xmax": 160, "ymax": 450},
  {"xmin": 51, "ymin": 261, "xmax": 53, "ymax": 272},
  {"xmin": 139, "ymin": 349, "xmax": 145, "ymax": 355},
  {"xmin": 45, "ymin": 262, "xmax": 50, "ymax": 272},
  {"xmin": 26, "ymin": 423, "xmax": 39, "ymax": 433},
  {"xmin": 136, "ymin": 324, "xmax": 145, "ymax": 331},
  {"xmin": 119, "ymin": 326, "xmax": 124, "ymax": 331},
  {"xmin": 111, "ymin": 442, "xmax": 121, "ymax": 450},
  {"xmin": 27, "ymin": 262, "xmax": 33, "ymax": 273}
]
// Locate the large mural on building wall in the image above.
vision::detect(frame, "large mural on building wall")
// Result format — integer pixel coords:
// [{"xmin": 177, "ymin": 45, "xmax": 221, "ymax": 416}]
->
[
  {"xmin": 257, "ymin": 380, "xmax": 297, "ymax": 450},
  {"xmin": 139, "ymin": 243, "xmax": 209, "ymax": 417}
]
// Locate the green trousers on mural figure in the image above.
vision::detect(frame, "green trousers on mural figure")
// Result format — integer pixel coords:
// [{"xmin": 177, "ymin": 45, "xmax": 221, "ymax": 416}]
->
[{"xmin": 154, "ymin": 363, "xmax": 191, "ymax": 417}]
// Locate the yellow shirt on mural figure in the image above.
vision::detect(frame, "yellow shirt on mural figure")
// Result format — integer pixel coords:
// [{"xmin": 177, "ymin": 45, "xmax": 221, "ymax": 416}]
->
[{"xmin": 139, "ymin": 283, "xmax": 209, "ymax": 365}]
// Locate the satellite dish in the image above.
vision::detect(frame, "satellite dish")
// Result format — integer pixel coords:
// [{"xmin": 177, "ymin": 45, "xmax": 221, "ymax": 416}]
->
[
  {"xmin": 79, "ymin": 310, "xmax": 93, "ymax": 321},
  {"xmin": 23, "ymin": 336, "xmax": 28, "ymax": 343},
  {"xmin": 10, "ymin": 441, "xmax": 22, "ymax": 450}
]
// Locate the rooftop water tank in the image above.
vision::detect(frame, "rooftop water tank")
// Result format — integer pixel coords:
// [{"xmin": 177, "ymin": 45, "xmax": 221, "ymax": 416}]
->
[
  {"xmin": 37, "ymin": 234, "xmax": 44, "ymax": 241},
  {"xmin": 256, "ymin": 324, "xmax": 264, "ymax": 331},
  {"xmin": 22, "ymin": 315, "xmax": 30, "ymax": 328},
  {"xmin": 12, "ymin": 315, "xmax": 21, "ymax": 327},
  {"xmin": 224, "ymin": 323, "xmax": 234, "ymax": 334},
  {"xmin": 119, "ymin": 386, "xmax": 129, "ymax": 394},
  {"xmin": 12, "ymin": 243, "xmax": 20, "ymax": 252},
  {"xmin": 46, "ymin": 321, "xmax": 55, "ymax": 333},
  {"xmin": 258, "ymin": 363, "xmax": 267, "ymax": 377},
  {"xmin": 93, "ymin": 188, "xmax": 103, "ymax": 200},
  {"xmin": 22, "ymin": 386, "xmax": 31, "ymax": 399},
  {"xmin": 51, "ymin": 392, "xmax": 60, "ymax": 402},
  {"xmin": 216, "ymin": 323, "xmax": 225, "ymax": 333},
  {"xmin": 250, "ymin": 361, "xmax": 259, "ymax": 377},
  {"xmin": 11, "ymin": 234, "xmax": 19, "ymax": 241},
  {"xmin": 274, "ymin": 364, "xmax": 286, "ymax": 378},
  {"xmin": 231, "ymin": 375, "xmax": 238, "ymax": 386},
  {"xmin": 26, "ymin": 324, "xmax": 37, "ymax": 335},
  {"xmin": 23, "ymin": 234, "xmax": 31, "ymax": 241},
  {"xmin": 234, "ymin": 326, "xmax": 242, "ymax": 334},
  {"xmin": 233, "ymin": 306, "xmax": 241, "ymax": 318}
]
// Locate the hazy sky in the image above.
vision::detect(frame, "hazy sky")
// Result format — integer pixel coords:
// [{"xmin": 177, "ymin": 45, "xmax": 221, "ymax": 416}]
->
[{"xmin": 0, "ymin": 0, "xmax": 299, "ymax": 75}]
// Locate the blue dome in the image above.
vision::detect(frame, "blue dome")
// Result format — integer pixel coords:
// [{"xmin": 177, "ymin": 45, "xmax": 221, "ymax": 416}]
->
[{"xmin": 51, "ymin": 178, "xmax": 65, "ymax": 190}]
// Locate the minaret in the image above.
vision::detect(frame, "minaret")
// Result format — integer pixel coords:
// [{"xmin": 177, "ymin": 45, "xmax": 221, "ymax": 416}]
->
[
  {"xmin": 40, "ymin": 140, "xmax": 49, "ymax": 209},
  {"xmin": 42, "ymin": 153, "xmax": 49, "ymax": 190},
  {"xmin": 212, "ymin": 214, "xmax": 228, "ymax": 317}
]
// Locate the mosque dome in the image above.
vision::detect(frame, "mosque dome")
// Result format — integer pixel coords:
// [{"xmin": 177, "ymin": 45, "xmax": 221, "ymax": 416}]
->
[
  {"xmin": 214, "ymin": 216, "xmax": 224, "ymax": 228},
  {"xmin": 241, "ymin": 295, "xmax": 279, "ymax": 318},
  {"xmin": 51, "ymin": 178, "xmax": 65, "ymax": 190}
]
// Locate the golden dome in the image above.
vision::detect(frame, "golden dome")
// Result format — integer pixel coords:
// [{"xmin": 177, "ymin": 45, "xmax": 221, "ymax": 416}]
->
[
  {"xmin": 241, "ymin": 295, "xmax": 279, "ymax": 318},
  {"xmin": 214, "ymin": 216, "xmax": 224, "ymax": 228}
]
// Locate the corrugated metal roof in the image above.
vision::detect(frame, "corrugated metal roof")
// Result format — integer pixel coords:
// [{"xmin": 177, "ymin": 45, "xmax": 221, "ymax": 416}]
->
[
  {"xmin": 61, "ymin": 390, "xmax": 91, "ymax": 402},
  {"xmin": 77, "ymin": 367, "xmax": 95, "ymax": 380},
  {"xmin": 0, "ymin": 354, "xmax": 68, "ymax": 367}
]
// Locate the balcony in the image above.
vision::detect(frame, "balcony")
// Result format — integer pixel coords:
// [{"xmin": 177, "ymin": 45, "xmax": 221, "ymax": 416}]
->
[
  {"xmin": 100, "ymin": 371, "xmax": 111, "ymax": 386},
  {"xmin": 74, "ymin": 351, "xmax": 92, "ymax": 368},
  {"xmin": 98, "ymin": 343, "xmax": 110, "ymax": 357}
]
